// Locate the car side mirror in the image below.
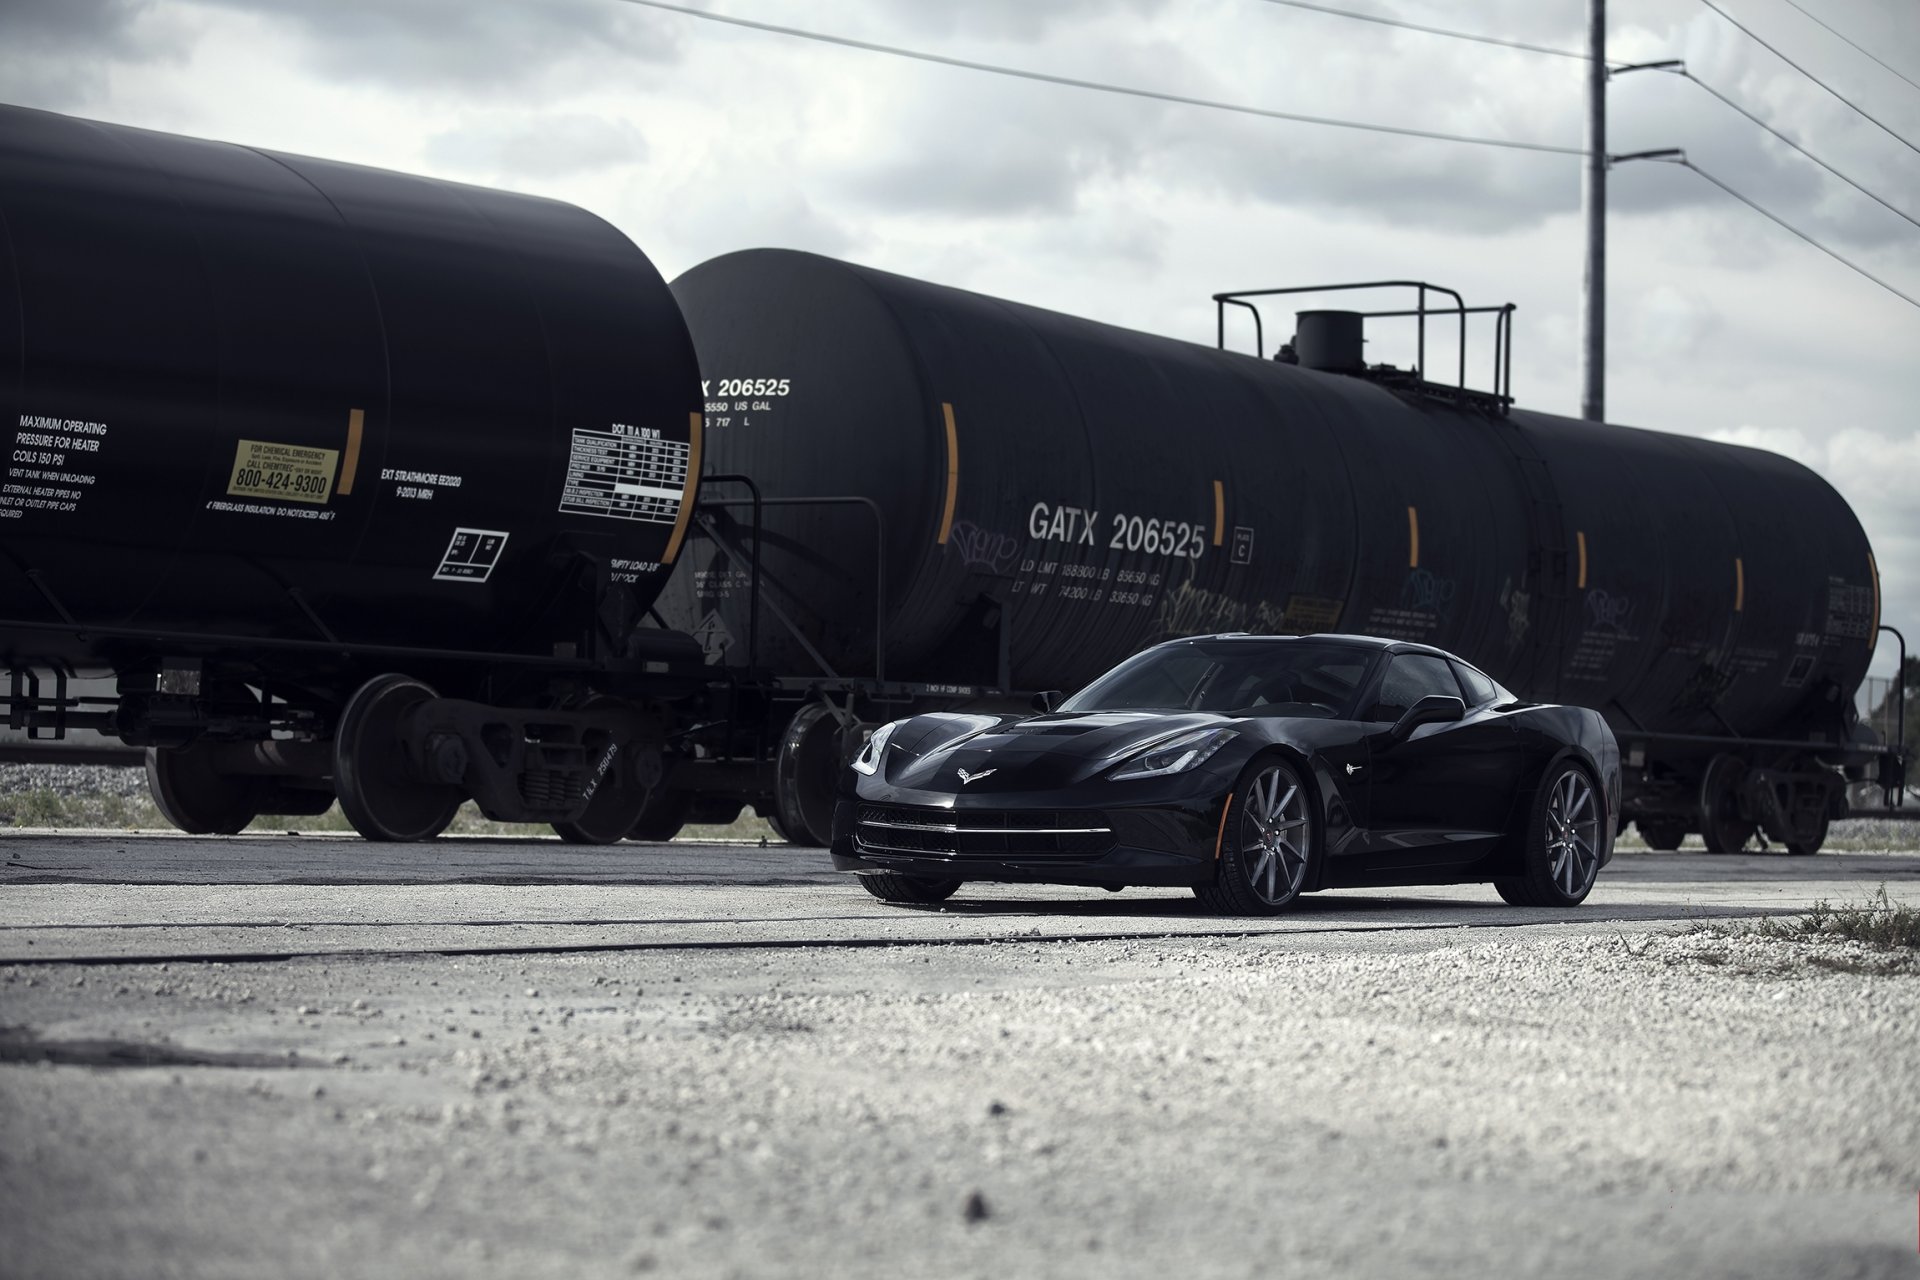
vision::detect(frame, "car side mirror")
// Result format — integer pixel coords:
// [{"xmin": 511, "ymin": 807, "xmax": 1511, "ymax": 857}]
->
[
  {"xmin": 1030, "ymin": 690, "xmax": 1061, "ymax": 714},
  {"xmin": 1387, "ymin": 694, "xmax": 1465, "ymax": 744}
]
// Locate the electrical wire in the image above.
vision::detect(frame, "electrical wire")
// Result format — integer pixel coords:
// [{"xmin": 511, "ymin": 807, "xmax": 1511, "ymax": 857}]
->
[
  {"xmin": 1662, "ymin": 67, "xmax": 1920, "ymax": 231},
  {"xmin": 614, "ymin": 0, "xmax": 1587, "ymax": 156},
  {"xmin": 1251, "ymin": 0, "xmax": 1618, "ymax": 66},
  {"xmin": 1640, "ymin": 154, "xmax": 1920, "ymax": 309},
  {"xmin": 1777, "ymin": 0, "xmax": 1920, "ymax": 97},
  {"xmin": 1696, "ymin": 0, "xmax": 1920, "ymax": 160}
]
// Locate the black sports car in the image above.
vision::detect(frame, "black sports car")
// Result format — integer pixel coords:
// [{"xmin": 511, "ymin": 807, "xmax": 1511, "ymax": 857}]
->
[{"xmin": 831, "ymin": 634, "xmax": 1620, "ymax": 915}]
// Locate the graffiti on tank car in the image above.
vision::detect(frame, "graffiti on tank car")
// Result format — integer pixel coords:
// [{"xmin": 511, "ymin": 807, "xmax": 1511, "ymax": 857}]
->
[
  {"xmin": 1399, "ymin": 568, "xmax": 1457, "ymax": 620},
  {"xmin": 1584, "ymin": 588, "xmax": 1637, "ymax": 637},
  {"xmin": 1157, "ymin": 579, "xmax": 1289, "ymax": 638},
  {"xmin": 947, "ymin": 520, "xmax": 1021, "ymax": 574},
  {"xmin": 1499, "ymin": 579, "xmax": 1532, "ymax": 650}
]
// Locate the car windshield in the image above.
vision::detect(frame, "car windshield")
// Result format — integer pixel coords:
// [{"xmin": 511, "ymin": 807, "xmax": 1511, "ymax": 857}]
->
[{"xmin": 1058, "ymin": 639, "xmax": 1375, "ymax": 718}]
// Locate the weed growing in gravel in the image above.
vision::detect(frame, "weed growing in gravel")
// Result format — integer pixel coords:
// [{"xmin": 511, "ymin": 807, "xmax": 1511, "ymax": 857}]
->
[{"xmin": 1751, "ymin": 886, "xmax": 1920, "ymax": 951}]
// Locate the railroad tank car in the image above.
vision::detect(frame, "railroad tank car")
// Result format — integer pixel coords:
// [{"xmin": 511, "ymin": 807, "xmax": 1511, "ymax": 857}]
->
[
  {"xmin": 659, "ymin": 248, "xmax": 1894, "ymax": 853},
  {"xmin": 0, "ymin": 107, "xmax": 707, "ymax": 841}
]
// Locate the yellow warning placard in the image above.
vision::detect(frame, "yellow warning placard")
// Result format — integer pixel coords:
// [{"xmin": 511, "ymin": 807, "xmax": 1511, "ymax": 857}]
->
[{"xmin": 227, "ymin": 439, "xmax": 339, "ymax": 505}]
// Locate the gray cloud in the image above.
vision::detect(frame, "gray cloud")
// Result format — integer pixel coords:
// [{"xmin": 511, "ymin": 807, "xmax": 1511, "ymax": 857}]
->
[
  {"xmin": 424, "ymin": 114, "xmax": 649, "ymax": 181},
  {"xmin": 882, "ymin": 0, "xmax": 1172, "ymax": 43},
  {"xmin": 190, "ymin": 0, "xmax": 681, "ymax": 94},
  {"xmin": 0, "ymin": 0, "xmax": 189, "ymax": 107}
]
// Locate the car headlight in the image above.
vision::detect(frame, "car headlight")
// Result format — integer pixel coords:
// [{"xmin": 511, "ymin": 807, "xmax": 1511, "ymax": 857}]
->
[
  {"xmin": 850, "ymin": 720, "xmax": 903, "ymax": 776},
  {"xmin": 1110, "ymin": 727, "xmax": 1237, "ymax": 781}
]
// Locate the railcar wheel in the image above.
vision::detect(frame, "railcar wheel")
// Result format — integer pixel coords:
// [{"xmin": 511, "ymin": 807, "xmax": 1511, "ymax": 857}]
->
[
  {"xmin": 1195, "ymin": 758, "xmax": 1315, "ymax": 917},
  {"xmin": 146, "ymin": 744, "xmax": 259, "ymax": 835},
  {"xmin": 762, "ymin": 807, "xmax": 798, "ymax": 844},
  {"xmin": 774, "ymin": 703, "xmax": 842, "ymax": 847},
  {"xmin": 1636, "ymin": 819, "xmax": 1686, "ymax": 852},
  {"xmin": 627, "ymin": 787, "xmax": 691, "ymax": 843},
  {"xmin": 1699, "ymin": 755, "xmax": 1757, "ymax": 854},
  {"xmin": 552, "ymin": 697, "xmax": 650, "ymax": 846},
  {"xmin": 1784, "ymin": 807, "xmax": 1829, "ymax": 856},
  {"xmin": 859, "ymin": 872, "xmax": 961, "ymax": 905},
  {"xmin": 332, "ymin": 674, "xmax": 463, "ymax": 843},
  {"xmin": 1495, "ymin": 763, "xmax": 1602, "ymax": 907}
]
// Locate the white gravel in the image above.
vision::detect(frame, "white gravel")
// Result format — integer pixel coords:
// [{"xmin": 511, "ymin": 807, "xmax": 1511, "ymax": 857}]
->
[{"xmin": 3, "ymin": 924, "xmax": 1916, "ymax": 1279}]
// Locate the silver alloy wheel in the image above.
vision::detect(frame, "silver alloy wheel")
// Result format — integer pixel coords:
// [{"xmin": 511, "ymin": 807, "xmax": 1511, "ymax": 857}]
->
[
  {"xmin": 1241, "ymin": 765, "xmax": 1310, "ymax": 905},
  {"xmin": 1545, "ymin": 769, "xmax": 1601, "ymax": 897}
]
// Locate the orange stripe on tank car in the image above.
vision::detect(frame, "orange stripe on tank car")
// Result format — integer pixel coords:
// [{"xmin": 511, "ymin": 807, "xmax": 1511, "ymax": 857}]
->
[
  {"xmin": 336, "ymin": 408, "xmax": 365, "ymax": 496},
  {"xmin": 937, "ymin": 403, "xmax": 959, "ymax": 545},
  {"xmin": 1212, "ymin": 480, "xmax": 1225, "ymax": 546},
  {"xmin": 1733, "ymin": 557, "xmax": 1745, "ymax": 612},
  {"xmin": 1576, "ymin": 530, "xmax": 1588, "ymax": 589},
  {"xmin": 1213, "ymin": 793, "xmax": 1233, "ymax": 861},
  {"xmin": 1868, "ymin": 552, "xmax": 1881, "ymax": 638},
  {"xmin": 1407, "ymin": 505, "xmax": 1420, "ymax": 569},
  {"xmin": 661, "ymin": 411, "xmax": 704, "ymax": 565}
]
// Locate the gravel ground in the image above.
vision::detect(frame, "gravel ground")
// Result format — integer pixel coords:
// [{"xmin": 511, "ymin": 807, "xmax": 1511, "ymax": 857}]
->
[
  {"xmin": 3, "ymin": 924, "xmax": 1916, "ymax": 1279},
  {"xmin": 0, "ymin": 762, "xmax": 150, "ymax": 800}
]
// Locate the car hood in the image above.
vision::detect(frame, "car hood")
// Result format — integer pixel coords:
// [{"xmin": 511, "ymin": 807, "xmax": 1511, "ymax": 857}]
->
[{"xmin": 882, "ymin": 710, "xmax": 1230, "ymax": 793}]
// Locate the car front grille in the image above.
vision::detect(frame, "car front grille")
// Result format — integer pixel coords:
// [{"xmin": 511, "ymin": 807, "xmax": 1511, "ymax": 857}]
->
[{"xmin": 855, "ymin": 805, "xmax": 1116, "ymax": 861}]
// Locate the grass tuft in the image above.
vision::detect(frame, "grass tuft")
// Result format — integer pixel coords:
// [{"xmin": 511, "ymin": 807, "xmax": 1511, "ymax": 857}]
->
[{"xmin": 1750, "ymin": 886, "xmax": 1920, "ymax": 951}]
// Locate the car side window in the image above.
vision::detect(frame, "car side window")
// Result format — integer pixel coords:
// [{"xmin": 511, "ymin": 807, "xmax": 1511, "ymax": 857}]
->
[
  {"xmin": 1365, "ymin": 654, "xmax": 1462, "ymax": 721},
  {"xmin": 1453, "ymin": 662, "xmax": 1498, "ymax": 706}
]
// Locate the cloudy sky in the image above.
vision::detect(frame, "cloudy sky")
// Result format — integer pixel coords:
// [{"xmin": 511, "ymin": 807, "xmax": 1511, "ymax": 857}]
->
[{"xmin": 5, "ymin": 0, "xmax": 1917, "ymax": 682}]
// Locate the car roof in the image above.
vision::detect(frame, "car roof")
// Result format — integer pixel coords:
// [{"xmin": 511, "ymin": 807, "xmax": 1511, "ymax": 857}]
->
[{"xmin": 1156, "ymin": 633, "xmax": 1470, "ymax": 664}]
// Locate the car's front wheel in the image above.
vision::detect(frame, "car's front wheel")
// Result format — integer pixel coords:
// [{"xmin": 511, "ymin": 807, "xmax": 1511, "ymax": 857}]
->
[
  {"xmin": 1195, "ymin": 758, "xmax": 1316, "ymax": 917},
  {"xmin": 858, "ymin": 871, "xmax": 962, "ymax": 905},
  {"xmin": 1495, "ymin": 762, "xmax": 1603, "ymax": 907}
]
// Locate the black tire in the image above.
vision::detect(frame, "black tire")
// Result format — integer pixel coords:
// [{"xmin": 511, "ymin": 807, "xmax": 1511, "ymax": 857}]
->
[
  {"xmin": 332, "ymin": 674, "xmax": 463, "ymax": 843},
  {"xmin": 859, "ymin": 872, "xmax": 962, "ymax": 905},
  {"xmin": 1636, "ymin": 819, "xmax": 1686, "ymax": 852},
  {"xmin": 145, "ymin": 744, "xmax": 259, "ymax": 835},
  {"xmin": 1494, "ymin": 761, "xmax": 1603, "ymax": 907},
  {"xmin": 1194, "ymin": 756, "xmax": 1315, "ymax": 917}
]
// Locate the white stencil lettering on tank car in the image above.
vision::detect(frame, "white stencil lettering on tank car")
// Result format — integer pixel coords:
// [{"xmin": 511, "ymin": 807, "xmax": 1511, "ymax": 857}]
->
[{"xmin": 434, "ymin": 528, "xmax": 510, "ymax": 583}]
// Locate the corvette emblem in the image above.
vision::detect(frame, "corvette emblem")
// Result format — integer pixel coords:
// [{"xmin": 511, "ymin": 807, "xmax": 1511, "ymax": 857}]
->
[
  {"xmin": 1346, "ymin": 763, "xmax": 1364, "ymax": 776},
  {"xmin": 957, "ymin": 767, "xmax": 996, "ymax": 785}
]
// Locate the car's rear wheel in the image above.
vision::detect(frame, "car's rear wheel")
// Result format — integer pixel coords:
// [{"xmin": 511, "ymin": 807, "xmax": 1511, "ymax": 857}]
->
[
  {"xmin": 859, "ymin": 871, "xmax": 961, "ymax": 905},
  {"xmin": 1495, "ymin": 762, "xmax": 1602, "ymax": 907},
  {"xmin": 1195, "ymin": 758, "xmax": 1315, "ymax": 917}
]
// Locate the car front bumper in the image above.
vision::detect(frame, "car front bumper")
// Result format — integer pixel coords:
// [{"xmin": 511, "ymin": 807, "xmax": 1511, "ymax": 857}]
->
[{"xmin": 829, "ymin": 773, "xmax": 1234, "ymax": 887}]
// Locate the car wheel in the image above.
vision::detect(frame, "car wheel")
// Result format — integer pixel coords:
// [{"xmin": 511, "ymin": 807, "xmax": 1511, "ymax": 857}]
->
[
  {"xmin": 1636, "ymin": 819, "xmax": 1686, "ymax": 852},
  {"xmin": 1495, "ymin": 762, "xmax": 1603, "ymax": 907},
  {"xmin": 1194, "ymin": 758, "xmax": 1315, "ymax": 917},
  {"xmin": 858, "ymin": 871, "xmax": 962, "ymax": 905}
]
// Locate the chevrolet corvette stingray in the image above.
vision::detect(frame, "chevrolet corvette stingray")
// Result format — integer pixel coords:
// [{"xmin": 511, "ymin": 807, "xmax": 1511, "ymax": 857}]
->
[{"xmin": 830, "ymin": 634, "xmax": 1620, "ymax": 916}]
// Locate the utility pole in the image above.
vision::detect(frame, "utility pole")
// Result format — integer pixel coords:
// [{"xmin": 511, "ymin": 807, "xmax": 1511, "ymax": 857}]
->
[{"xmin": 1581, "ymin": 0, "xmax": 1606, "ymax": 422}]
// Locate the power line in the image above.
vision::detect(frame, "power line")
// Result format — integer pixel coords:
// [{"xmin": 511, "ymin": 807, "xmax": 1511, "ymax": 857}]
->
[
  {"xmin": 1696, "ymin": 0, "xmax": 1920, "ymax": 160},
  {"xmin": 1252, "ymin": 0, "xmax": 1617, "ymax": 66},
  {"xmin": 1663, "ymin": 67, "xmax": 1920, "ymax": 231},
  {"xmin": 1637, "ymin": 153, "xmax": 1920, "ymax": 309},
  {"xmin": 1777, "ymin": 0, "xmax": 1920, "ymax": 97},
  {"xmin": 615, "ymin": 0, "xmax": 1587, "ymax": 156}
]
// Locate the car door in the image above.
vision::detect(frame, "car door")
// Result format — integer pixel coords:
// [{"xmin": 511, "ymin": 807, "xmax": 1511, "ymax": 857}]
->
[{"xmin": 1360, "ymin": 653, "xmax": 1523, "ymax": 868}]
